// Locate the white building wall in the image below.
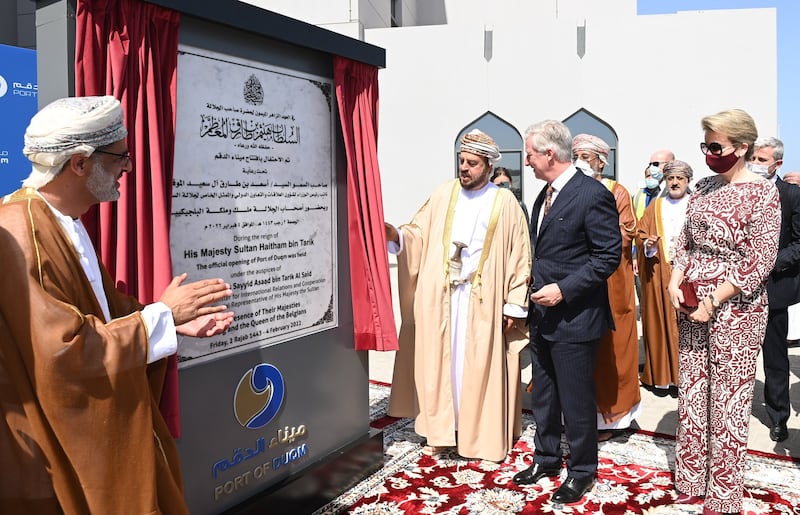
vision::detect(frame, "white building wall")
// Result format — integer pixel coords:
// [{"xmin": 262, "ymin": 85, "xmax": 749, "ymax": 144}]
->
[
  {"xmin": 240, "ymin": 0, "xmax": 448, "ymax": 32},
  {"xmin": 359, "ymin": 0, "xmax": 392, "ymax": 28},
  {"xmin": 241, "ymin": 0, "xmax": 356, "ymax": 26},
  {"xmin": 238, "ymin": 1, "xmax": 777, "ymax": 226},
  {"xmin": 397, "ymin": 0, "xmax": 421, "ymax": 26},
  {"xmin": 367, "ymin": 6, "xmax": 777, "ymax": 223}
]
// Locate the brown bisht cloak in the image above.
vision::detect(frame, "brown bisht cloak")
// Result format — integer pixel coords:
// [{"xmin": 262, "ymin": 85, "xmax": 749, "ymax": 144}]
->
[
  {"xmin": 636, "ymin": 197, "xmax": 680, "ymax": 387},
  {"xmin": 595, "ymin": 179, "xmax": 641, "ymax": 424},
  {"xmin": 0, "ymin": 188, "xmax": 188, "ymax": 514}
]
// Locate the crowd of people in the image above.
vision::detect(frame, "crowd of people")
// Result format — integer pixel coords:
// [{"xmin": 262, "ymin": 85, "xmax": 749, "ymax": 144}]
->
[
  {"xmin": 386, "ymin": 109, "xmax": 797, "ymax": 515},
  {"xmin": 2, "ymin": 94, "xmax": 794, "ymax": 515}
]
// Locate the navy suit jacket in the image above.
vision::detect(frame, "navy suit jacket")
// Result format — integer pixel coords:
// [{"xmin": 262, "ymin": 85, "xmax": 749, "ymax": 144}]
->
[
  {"xmin": 767, "ymin": 177, "xmax": 800, "ymax": 308},
  {"xmin": 528, "ymin": 172, "xmax": 621, "ymax": 342}
]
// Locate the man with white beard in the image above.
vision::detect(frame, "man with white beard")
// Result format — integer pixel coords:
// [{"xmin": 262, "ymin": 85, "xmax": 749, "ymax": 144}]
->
[
  {"xmin": 637, "ymin": 160, "xmax": 693, "ymax": 390},
  {"xmin": 0, "ymin": 95, "xmax": 234, "ymax": 514}
]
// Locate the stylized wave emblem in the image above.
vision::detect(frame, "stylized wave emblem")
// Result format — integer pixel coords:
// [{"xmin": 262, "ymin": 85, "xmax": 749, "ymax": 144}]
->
[
  {"xmin": 233, "ymin": 363, "xmax": 285, "ymax": 429},
  {"xmin": 0, "ymin": 76, "xmax": 7, "ymax": 98}
]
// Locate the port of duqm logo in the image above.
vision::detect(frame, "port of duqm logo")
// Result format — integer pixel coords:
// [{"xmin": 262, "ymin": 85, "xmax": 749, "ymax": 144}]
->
[
  {"xmin": 233, "ymin": 363, "xmax": 285, "ymax": 429},
  {"xmin": 0, "ymin": 75, "xmax": 8, "ymax": 98}
]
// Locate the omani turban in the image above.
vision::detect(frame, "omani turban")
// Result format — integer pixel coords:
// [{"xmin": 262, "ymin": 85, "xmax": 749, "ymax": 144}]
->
[
  {"xmin": 662, "ymin": 159, "xmax": 693, "ymax": 179},
  {"xmin": 572, "ymin": 133, "xmax": 610, "ymax": 165},
  {"xmin": 22, "ymin": 95, "xmax": 127, "ymax": 189},
  {"xmin": 461, "ymin": 129, "xmax": 501, "ymax": 165}
]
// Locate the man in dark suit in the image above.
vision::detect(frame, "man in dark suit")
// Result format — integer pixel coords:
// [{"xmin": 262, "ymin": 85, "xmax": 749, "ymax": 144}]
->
[
  {"xmin": 751, "ymin": 137, "xmax": 800, "ymax": 442},
  {"xmin": 512, "ymin": 120, "xmax": 621, "ymax": 504}
]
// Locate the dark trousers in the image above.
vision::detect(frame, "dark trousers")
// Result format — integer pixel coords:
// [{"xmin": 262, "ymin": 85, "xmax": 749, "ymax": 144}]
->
[
  {"xmin": 763, "ymin": 306, "xmax": 790, "ymax": 426},
  {"xmin": 530, "ymin": 334, "xmax": 599, "ymax": 480}
]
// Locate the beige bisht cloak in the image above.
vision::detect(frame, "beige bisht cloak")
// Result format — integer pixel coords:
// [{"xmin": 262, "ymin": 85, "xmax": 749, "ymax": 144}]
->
[
  {"xmin": 636, "ymin": 197, "xmax": 680, "ymax": 387},
  {"xmin": 0, "ymin": 189, "xmax": 188, "ymax": 514},
  {"xmin": 387, "ymin": 179, "xmax": 531, "ymax": 462}
]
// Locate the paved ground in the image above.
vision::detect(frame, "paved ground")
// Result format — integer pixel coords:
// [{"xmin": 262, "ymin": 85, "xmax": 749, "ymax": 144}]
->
[{"xmin": 368, "ymin": 265, "xmax": 800, "ymax": 458}]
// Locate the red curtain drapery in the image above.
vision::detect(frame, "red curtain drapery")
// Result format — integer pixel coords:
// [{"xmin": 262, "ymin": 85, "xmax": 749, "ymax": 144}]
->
[
  {"xmin": 334, "ymin": 57, "xmax": 398, "ymax": 351},
  {"xmin": 75, "ymin": 0, "xmax": 182, "ymax": 436}
]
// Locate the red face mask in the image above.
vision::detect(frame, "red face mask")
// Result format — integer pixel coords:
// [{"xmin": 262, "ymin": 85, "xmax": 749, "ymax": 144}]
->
[{"xmin": 705, "ymin": 150, "xmax": 739, "ymax": 174}]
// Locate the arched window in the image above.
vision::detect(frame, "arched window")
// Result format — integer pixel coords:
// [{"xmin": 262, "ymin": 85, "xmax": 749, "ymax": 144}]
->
[
  {"xmin": 563, "ymin": 108, "xmax": 619, "ymax": 180},
  {"xmin": 454, "ymin": 112, "xmax": 524, "ymax": 202}
]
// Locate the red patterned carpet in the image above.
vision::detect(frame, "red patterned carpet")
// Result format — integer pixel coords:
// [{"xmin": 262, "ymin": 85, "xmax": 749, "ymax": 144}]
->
[{"xmin": 313, "ymin": 382, "xmax": 800, "ymax": 514}]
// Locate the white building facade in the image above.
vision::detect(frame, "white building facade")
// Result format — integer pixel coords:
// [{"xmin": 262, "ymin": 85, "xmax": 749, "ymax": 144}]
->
[{"xmin": 244, "ymin": 0, "xmax": 777, "ymax": 224}]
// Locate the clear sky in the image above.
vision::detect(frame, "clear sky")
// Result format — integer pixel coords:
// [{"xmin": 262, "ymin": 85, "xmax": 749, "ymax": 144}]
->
[{"xmin": 638, "ymin": 0, "xmax": 800, "ymax": 173}]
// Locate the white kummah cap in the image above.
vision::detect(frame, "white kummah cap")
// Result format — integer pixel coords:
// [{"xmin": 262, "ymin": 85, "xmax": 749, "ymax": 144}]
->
[
  {"xmin": 460, "ymin": 129, "xmax": 501, "ymax": 165},
  {"xmin": 22, "ymin": 95, "xmax": 127, "ymax": 189}
]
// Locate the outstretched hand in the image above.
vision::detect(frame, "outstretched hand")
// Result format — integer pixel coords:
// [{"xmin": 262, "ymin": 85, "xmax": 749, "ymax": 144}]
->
[
  {"xmin": 177, "ymin": 311, "xmax": 235, "ymax": 337},
  {"xmin": 160, "ymin": 273, "xmax": 233, "ymax": 326},
  {"xmin": 384, "ymin": 222, "xmax": 399, "ymax": 244}
]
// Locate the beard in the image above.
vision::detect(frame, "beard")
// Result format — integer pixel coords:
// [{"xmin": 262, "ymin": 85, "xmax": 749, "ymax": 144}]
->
[
  {"xmin": 668, "ymin": 186, "xmax": 687, "ymax": 199},
  {"xmin": 86, "ymin": 159, "xmax": 120, "ymax": 202},
  {"xmin": 460, "ymin": 167, "xmax": 491, "ymax": 190}
]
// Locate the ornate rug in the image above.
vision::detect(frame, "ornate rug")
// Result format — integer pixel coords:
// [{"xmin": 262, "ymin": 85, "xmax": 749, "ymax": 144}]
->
[{"xmin": 314, "ymin": 382, "xmax": 800, "ymax": 514}]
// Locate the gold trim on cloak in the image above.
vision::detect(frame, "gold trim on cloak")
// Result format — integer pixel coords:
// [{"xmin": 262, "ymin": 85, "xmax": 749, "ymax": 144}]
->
[{"xmin": 441, "ymin": 180, "xmax": 504, "ymax": 302}]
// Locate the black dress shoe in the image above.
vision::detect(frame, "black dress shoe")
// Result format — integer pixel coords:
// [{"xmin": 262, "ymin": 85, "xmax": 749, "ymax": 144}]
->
[
  {"xmin": 512, "ymin": 463, "xmax": 561, "ymax": 485},
  {"xmin": 551, "ymin": 476, "xmax": 594, "ymax": 504},
  {"xmin": 770, "ymin": 423, "xmax": 788, "ymax": 442}
]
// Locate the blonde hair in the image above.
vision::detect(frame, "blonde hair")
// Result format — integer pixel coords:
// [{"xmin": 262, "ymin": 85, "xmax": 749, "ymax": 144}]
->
[{"xmin": 700, "ymin": 109, "xmax": 758, "ymax": 161}]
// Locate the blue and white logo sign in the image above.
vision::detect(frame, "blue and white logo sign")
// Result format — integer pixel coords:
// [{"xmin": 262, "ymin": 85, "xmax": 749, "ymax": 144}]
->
[
  {"xmin": 233, "ymin": 363, "xmax": 285, "ymax": 429},
  {"xmin": 0, "ymin": 44, "xmax": 37, "ymax": 196}
]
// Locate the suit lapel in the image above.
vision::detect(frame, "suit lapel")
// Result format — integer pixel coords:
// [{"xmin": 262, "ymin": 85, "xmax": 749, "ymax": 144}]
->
[{"xmin": 537, "ymin": 172, "xmax": 583, "ymax": 239}]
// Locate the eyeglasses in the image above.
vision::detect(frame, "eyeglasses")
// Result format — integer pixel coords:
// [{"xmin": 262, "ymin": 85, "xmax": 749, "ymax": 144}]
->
[
  {"xmin": 648, "ymin": 162, "xmax": 661, "ymax": 167},
  {"xmin": 574, "ymin": 152, "xmax": 597, "ymax": 162},
  {"xmin": 700, "ymin": 142, "xmax": 734, "ymax": 156},
  {"xmin": 94, "ymin": 149, "xmax": 133, "ymax": 167}
]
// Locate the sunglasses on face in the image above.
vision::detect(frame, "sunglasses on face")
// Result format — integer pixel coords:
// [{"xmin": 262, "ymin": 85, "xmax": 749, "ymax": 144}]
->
[{"xmin": 700, "ymin": 142, "xmax": 734, "ymax": 156}]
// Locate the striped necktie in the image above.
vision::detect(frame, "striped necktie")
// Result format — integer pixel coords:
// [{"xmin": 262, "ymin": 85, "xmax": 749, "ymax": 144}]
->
[{"xmin": 543, "ymin": 184, "xmax": 554, "ymax": 216}]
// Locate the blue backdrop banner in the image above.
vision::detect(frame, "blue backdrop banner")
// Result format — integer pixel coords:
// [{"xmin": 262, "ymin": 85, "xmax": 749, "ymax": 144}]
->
[{"xmin": 0, "ymin": 44, "xmax": 37, "ymax": 196}]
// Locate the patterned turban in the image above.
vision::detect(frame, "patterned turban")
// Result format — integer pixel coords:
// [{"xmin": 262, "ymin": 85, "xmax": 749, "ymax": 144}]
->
[
  {"xmin": 662, "ymin": 159, "xmax": 693, "ymax": 179},
  {"xmin": 461, "ymin": 129, "xmax": 501, "ymax": 165},
  {"xmin": 22, "ymin": 95, "xmax": 127, "ymax": 188},
  {"xmin": 572, "ymin": 133, "xmax": 610, "ymax": 165}
]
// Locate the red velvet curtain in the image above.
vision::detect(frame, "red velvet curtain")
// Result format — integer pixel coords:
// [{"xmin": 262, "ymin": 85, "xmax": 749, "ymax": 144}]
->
[
  {"xmin": 334, "ymin": 57, "xmax": 398, "ymax": 351},
  {"xmin": 75, "ymin": 0, "xmax": 182, "ymax": 436}
]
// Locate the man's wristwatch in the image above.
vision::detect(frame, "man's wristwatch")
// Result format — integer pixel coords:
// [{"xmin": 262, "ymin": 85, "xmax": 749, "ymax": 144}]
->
[{"xmin": 708, "ymin": 293, "xmax": 720, "ymax": 309}]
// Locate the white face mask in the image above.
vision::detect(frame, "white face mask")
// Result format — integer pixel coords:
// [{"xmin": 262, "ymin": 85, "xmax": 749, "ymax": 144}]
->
[
  {"xmin": 574, "ymin": 159, "xmax": 595, "ymax": 176},
  {"xmin": 747, "ymin": 162, "xmax": 773, "ymax": 178},
  {"xmin": 648, "ymin": 165, "xmax": 663, "ymax": 182},
  {"xmin": 644, "ymin": 177, "xmax": 660, "ymax": 190}
]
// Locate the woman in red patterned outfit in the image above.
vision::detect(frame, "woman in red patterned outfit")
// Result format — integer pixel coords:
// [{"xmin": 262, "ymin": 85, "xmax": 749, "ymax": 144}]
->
[{"xmin": 667, "ymin": 109, "xmax": 781, "ymax": 515}]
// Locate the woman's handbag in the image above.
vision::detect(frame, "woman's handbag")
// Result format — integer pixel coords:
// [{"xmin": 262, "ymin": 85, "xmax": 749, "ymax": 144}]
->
[{"xmin": 679, "ymin": 279, "xmax": 699, "ymax": 309}]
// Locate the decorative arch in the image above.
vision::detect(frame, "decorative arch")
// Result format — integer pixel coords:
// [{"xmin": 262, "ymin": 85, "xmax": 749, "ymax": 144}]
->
[
  {"xmin": 454, "ymin": 111, "xmax": 524, "ymax": 201},
  {"xmin": 563, "ymin": 108, "xmax": 619, "ymax": 180}
]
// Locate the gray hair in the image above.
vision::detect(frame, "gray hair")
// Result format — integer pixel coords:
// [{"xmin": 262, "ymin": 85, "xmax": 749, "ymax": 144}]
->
[
  {"xmin": 754, "ymin": 136, "xmax": 784, "ymax": 161},
  {"xmin": 524, "ymin": 120, "xmax": 572, "ymax": 162}
]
